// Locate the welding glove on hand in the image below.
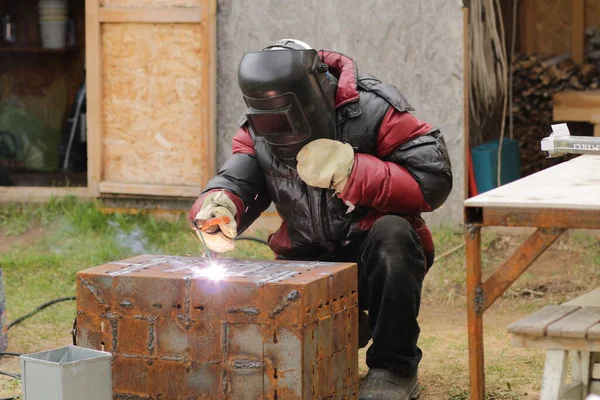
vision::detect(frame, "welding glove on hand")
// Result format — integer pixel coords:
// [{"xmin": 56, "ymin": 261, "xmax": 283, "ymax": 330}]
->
[
  {"xmin": 191, "ymin": 190, "xmax": 238, "ymax": 253},
  {"xmin": 296, "ymin": 138, "xmax": 355, "ymax": 194}
]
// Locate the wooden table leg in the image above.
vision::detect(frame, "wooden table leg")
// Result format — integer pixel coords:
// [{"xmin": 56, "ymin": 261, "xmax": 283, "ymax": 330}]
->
[{"xmin": 466, "ymin": 224, "xmax": 484, "ymax": 400}]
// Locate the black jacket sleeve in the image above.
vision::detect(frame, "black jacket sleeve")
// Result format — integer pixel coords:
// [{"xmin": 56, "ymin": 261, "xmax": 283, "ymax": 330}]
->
[
  {"xmin": 384, "ymin": 128, "xmax": 453, "ymax": 211},
  {"xmin": 202, "ymin": 153, "xmax": 272, "ymax": 234}
]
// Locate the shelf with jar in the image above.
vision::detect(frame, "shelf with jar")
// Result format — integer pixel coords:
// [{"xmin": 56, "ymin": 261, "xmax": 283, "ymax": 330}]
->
[{"xmin": 0, "ymin": 0, "xmax": 79, "ymax": 54}]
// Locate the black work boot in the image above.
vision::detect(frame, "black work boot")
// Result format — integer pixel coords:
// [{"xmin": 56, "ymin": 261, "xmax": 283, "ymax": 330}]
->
[{"xmin": 359, "ymin": 369, "xmax": 420, "ymax": 400}]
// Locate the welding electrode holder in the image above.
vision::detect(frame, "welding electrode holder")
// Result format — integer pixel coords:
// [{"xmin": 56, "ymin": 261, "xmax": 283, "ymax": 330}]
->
[{"xmin": 191, "ymin": 216, "xmax": 231, "ymax": 234}]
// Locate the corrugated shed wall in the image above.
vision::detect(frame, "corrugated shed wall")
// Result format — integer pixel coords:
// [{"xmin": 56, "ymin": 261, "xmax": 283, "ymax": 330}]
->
[{"xmin": 216, "ymin": 0, "xmax": 465, "ymax": 229}]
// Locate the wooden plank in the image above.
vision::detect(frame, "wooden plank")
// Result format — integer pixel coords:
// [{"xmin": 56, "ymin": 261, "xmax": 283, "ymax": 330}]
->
[
  {"xmin": 100, "ymin": 13, "xmax": 215, "ymax": 193},
  {"xmin": 535, "ymin": 0, "xmax": 572, "ymax": 56},
  {"xmin": 99, "ymin": 181, "xmax": 201, "ymax": 197},
  {"xmin": 481, "ymin": 228, "xmax": 564, "ymax": 312},
  {"xmin": 521, "ymin": 0, "xmax": 537, "ymax": 55},
  {"xmin": 98, "ymin": 7, "xmax": 202, "ymax": 23},
  {"xmin": 553, "ymin": 90, "xmax": 600, "ymax": 122},
  {"xmin": 572, "ymin": 0, "xmax": 585, "ymax": 65},
  {"xmin": 592, "ymin": 363, "xmax": 600, "ymax": 380},
  {"xmin": 541, "ymin": 350, "xmax": 569, "ymax": 399},
  {"xmin": 466, "ymin": 225, "xmax": 485, "ymax": 400},
  {"xmin": 464, "ymin": 155, "xmax": 600, "ymax": 211},
  {"xmin": 585, "ymin": 322, "xmax": 600, "ymax": 339},
  {"xmin": 571, "ymin": 351, "xmax": 591, "ymax": 388},
  {"xmin": 511, "ymin": 334, "xmax": 600, "ymax": 352},
  {"xmin": 547, "ymin": 307, "xmax": 600, "ymax": 339},
  {"xmin": 205, "ymin": 0, "xmax": 217, "ymax": 183},
  {"xmin": 463, "ymin": 5, "xmax": 470, "ymax": 201},
  {"xmin": 507, "ymin": 305, "xmax": 580, "ymax": 336},
  {"xmin": 0, "ymin": 187, "xmax": 92, "ymax": 203},
  {"xmin": 565, "ymin": 289, "xmax": 600, "ymax": 307},
  {"xmin": 480, "ymin": 207, "xmax": 600, "ymax": 229},
  {"xmin": 85, "ymin": 0, "xmax": 102, "ymax": 198}
]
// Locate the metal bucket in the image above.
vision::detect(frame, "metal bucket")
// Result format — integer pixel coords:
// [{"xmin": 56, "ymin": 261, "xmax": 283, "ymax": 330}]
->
[{"xmin": 20, "ymin": 345, "xmax": 112, "ymax": 400}]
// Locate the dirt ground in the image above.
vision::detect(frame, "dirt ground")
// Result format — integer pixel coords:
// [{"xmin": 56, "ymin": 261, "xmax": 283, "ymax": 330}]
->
[{"xmin": 1, "ymin": 227, "xmax": 597, "ymax": 399}]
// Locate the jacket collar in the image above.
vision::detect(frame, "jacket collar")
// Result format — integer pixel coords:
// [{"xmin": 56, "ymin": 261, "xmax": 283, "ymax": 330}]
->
[{"xmin": 318, "ymin": 50, "xmax": 360, "ymax": 108}]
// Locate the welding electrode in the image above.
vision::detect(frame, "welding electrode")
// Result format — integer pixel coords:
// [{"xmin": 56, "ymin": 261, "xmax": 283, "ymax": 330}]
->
[{"xmin": 191, "ymin": 216, "xmax": 231, "ymax": 262}]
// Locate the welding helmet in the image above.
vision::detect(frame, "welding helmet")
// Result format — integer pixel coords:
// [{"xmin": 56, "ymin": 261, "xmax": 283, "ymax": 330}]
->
[{"xmin": 237, "ymin": 38, "xmax": 337, "ymax": 168}]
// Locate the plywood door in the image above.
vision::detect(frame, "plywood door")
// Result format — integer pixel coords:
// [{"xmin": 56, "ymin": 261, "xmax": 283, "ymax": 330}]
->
[{"xmin": 85, "ymin": 0, "xmax": 216, "ymax": 198}]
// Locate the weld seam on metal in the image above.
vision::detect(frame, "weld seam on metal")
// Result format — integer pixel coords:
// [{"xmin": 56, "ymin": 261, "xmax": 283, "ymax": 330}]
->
[
  {"xmin": 221, "ymin": 370, "xmax": 228, "ymax": 395},
  {"xmin": 120, "ymin": 300, "xmax": 133, "ymax": 308},
  {"xmin": 104, "ymin": 312, "xmax": 118, "ymax": 351},
  {"xmin": 147, "ymin": 316, "xmax": 157, "ymax": 355},
  {"xmin": 114, "ymin": 394, "xmax": 152, "ymax": 400},
  {"xmin": 79, "ymin": 277, "xmax": 106, "ymax": 305},
  {"xmin": 226, "ymin": 306, "xmax": 260, "ymax": 316},
  {"xmin": 222, "ymin": 322, "xmax": 229, "ymax": 359},
  {"xmin": 184, "ymin": 277, "xmax": 192, "ymax": 328},
  {"xmin": 269, "ymin": 290, "xmax": 301, "ymax": 318},
  {"xmin": 159, "ymin": 355, "xmax": 186, "ymax": 362},
  {"xmin": 109, "ymin": 256, "xmax": 177, "ymax": 276},
  {"xmin": 119, "ymin": 354, "xmax": 149, "ymax": 359},
  {"xmin": 232, "ymin": 359, "xmax": 265, "ymax": 369}
]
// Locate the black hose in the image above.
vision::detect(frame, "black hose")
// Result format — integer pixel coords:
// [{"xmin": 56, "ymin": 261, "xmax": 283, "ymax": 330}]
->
[
  {"xmin": 0, "ymin": 353, "xmax": 20, "ymax": 357},
  {"xmin": 0, "ymin": 371, "xmax": 20, "ymax": 379},
  {"xmin": 234, "ymin": 236, "xmax": 269, "ymax": 246},
  {"xmin": 7, "ymin": 297, "xmax": 76, "ymax": 331},
  {"xmin": 72, "ymin": 317, "xmax": 77, "ymax": 345}
]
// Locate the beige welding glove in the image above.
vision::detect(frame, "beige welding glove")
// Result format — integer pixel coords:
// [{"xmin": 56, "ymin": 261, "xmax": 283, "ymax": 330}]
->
[
  {"xmin": 194, "ymin": 190, "xmax": 238, "ymax": 253},
  {"xmin": 296, "ymin": 138, "xmax": 355, "ymax": 193}
]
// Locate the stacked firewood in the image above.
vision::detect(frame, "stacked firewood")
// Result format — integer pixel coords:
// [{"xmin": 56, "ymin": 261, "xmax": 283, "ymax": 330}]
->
[{"xmin": 511, "ymin": 54, "xmax": 600, "ymax": 176}]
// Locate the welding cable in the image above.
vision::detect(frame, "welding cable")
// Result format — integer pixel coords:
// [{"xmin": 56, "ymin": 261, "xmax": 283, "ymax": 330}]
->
[
  {"xmin": 0, "ymin": 371, "xmax": 20, "ymax": 379},
  {"xmin": 72, "ymin": 316, "xmax": 77, "ymax": 345},
  {"xmin": 7, "ymin": 296, "xmax": 76, "ymax": 331},
  {"xmin": 234, "ymin": 236, "xmax": 269, "ymax": 246}
]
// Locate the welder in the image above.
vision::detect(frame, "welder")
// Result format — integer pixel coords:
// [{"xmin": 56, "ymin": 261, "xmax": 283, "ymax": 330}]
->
[{"xmin": 189, "ymin": 39, "xmax": 453, "ymax": 399}]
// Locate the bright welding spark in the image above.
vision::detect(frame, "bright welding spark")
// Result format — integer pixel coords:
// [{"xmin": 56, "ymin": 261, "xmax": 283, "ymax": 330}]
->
[{"xmin": 192, "ymin": 263, "xmax": 227, "ymax": 281}]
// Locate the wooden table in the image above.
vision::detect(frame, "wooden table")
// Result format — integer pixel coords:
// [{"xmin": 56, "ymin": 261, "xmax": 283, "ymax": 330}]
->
[{"xmin": 463, "ymin": 154, "xmax": 600, "ymax": 399}]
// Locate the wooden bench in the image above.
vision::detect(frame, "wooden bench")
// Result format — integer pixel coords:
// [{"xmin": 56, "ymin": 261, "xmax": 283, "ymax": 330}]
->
[
  {"xmin": 508, "ymin": 288, "xmax": 600, "ymax": 399},
  {"xmin": 553, "ymin": 91, "xmax": 600, "ymax": 137}
]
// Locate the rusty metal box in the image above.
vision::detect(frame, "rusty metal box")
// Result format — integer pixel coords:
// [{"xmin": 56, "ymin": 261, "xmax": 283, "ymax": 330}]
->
[{"xmin": 76, "ymin": 255, "xmax": 359, "ymax": 399}]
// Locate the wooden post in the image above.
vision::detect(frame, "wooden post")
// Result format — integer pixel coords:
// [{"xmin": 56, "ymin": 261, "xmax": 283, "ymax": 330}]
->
[
  {"xmin": 572, "ymin": 0, "xmax": 586, "ymax": 65},
  {"xmin": 481, "ymin": 228, "xmax": 564, "ymax": 312},
  {"xmin": 85, "ymin": 0, "xmax": 102, "ymax": 197},
  {"xmin": 521, "ymin": 0, "xmax": 537, "ymax": 55},
  {"xmin": 205, "ymin": 0, "xmax": 218, "ymax": 184},
  {"xmin": 591, "ymin": 115, "xmax": 600, "ymax": 137},
  {"xmin": 463, "ymin": 4, "xmax": 470, "ymax": 200},
  {"xmin": 466, "ymin": 224, "xmax": 485, "ymax": 400}
]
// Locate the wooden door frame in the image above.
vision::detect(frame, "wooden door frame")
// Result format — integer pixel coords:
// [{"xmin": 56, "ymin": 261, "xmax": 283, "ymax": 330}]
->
[
  {"xmin": 86, "ymin": 0, "xmax": 217, "ymax": 199},
  {"xmin": 0, "ymin": 0, "xmax": 216, "ymax": 204}
]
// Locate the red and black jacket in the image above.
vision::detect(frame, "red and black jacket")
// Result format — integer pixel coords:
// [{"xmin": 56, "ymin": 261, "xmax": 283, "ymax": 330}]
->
[{"xmin": 191, "ymin": 51, "xmax": 453, "ymax": 266}]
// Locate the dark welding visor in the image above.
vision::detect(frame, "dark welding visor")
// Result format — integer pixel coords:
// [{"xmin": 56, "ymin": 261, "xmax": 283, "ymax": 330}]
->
[{"xmin": 244, "ymin": 93, "xmax": 310, "ymax": 146}]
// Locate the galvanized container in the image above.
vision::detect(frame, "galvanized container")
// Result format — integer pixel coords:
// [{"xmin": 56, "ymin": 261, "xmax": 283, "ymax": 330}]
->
[{"xmin": 20, "ymin": 345, "xmax": 112, "ymax": 400}]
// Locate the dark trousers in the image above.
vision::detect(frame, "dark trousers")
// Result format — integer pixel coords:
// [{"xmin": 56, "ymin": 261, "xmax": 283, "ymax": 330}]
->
[{"xmin": 326, "ymin": 215, "xmax": 428, "ymax": 377}]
